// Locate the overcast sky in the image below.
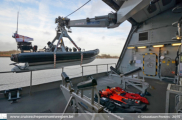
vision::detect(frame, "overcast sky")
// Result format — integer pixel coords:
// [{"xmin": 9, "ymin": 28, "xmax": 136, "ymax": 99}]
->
[{"xmin": 0, "ymin": 0, "xmax": 131, "ymax": 56}]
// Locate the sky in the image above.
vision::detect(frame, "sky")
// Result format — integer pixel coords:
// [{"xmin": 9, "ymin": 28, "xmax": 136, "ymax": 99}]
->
[{"xmin": 0, "ymin": 0, "xmax": 131, "ymax": 56}]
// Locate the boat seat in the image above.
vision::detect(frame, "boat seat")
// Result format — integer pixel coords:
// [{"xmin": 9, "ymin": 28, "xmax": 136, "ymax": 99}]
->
[{"xmin": 77, "ymin": 78, "xmax": 97, "ymax": 90}]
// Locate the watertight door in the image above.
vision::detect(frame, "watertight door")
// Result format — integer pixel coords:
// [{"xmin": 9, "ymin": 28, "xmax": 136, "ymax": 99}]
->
[{"xmin": 143, "ymin": 53, "xmax": 157, "ymax": 76}]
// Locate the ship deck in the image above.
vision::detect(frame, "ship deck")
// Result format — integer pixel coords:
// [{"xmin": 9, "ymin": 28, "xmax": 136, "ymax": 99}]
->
[{"xmin": 0, "ymin": 74, "xmax": 175, "ymax": 113}]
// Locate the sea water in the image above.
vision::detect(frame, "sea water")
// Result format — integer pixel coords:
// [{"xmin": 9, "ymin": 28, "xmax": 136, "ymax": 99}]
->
[{"xmin": 0, "ymin": 57, "xmax": 118, "ymax": 90}]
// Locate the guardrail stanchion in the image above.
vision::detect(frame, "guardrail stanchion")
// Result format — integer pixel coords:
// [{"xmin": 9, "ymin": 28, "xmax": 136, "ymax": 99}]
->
[
  {"xmin": 107, "ymin": 64, "xmax": 108, "ymax": 72},
  {"xmin": 82, "ymin": 66, "xmax": 83, "ymax": 77},
  {"xmin": 96, "ymin": 65, "xmax": 98, "ymax": 73},
  {"xmin": 29, "ymin": 71, "xmax": 32, "ymax": 95}
]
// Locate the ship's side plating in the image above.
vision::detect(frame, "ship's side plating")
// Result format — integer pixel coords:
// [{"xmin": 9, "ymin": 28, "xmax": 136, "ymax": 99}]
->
[{"xmin": 115, "ymin": 0, "xmax": 182, "ymax": 80}]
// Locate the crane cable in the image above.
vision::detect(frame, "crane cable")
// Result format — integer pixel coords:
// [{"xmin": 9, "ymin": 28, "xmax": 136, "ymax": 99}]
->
[{"xmin": 65, "ymin": 0, "xmax": 91, "ymax": 17}]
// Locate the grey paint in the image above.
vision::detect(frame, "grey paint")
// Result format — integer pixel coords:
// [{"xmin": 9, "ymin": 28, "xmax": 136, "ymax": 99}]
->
[
  {"xmin": 117, "ymin": 4, "xmax": 181, "ymax": 80},
  {"xmin": 144, "ymin": 54, "xmax": 156, "ymax": 75},
  {"xmin": 129, "ymin": 9, "xmax": 181, "ymax": 46},
  {"xmin": 160, "ymin": 46, "xmax": 179, "ymax": 77},
  {"xmin": 132, "ymin": 0, "xmax": 176, "ymax": 23}
]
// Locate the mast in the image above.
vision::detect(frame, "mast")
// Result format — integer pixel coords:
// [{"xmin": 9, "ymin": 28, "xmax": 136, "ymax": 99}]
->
[{"xmin": 16, "ymin": 11, "xmax": 19, "ymax": 34}]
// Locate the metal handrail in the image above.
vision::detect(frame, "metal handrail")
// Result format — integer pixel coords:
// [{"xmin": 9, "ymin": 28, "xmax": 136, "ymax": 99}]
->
[
  {"xmin": 80, "ymin": 63, "xmax": 116, "ymax": 76},
  {"xmin": 0, "ymin": 63, "xmax": 117, "ymax": 94},
  {"xmin": 82, "ymin": 63, "xmax": 116, "ymax": 67}
]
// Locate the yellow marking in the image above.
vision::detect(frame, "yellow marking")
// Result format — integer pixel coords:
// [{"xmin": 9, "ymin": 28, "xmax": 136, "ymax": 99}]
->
[
  {"xmin": 143, "ymin": 67, "xmax": 144, "ymax": 69},
  {"xmin": 156, "ymin": 72, "xmax": 157, "ymax": 74},
  {"xmin": 127, "ymin": 47, "xmax": 135, "ymax": 49},
  {"xmin": 153, "ymin": 75, "xmax": 155, "ymax": 77},
  {"xmin": 150, "ymin": 53, "xmax": 153, "ymax": 55},
  {"xmin": 172, "ymin": 61, "xmax": 175, "ymax": 63},
  {"xmin": 156, "ymin": 66, "xmax": 158, "ymax": 69},
  {"xmin": 143, "ymin": 61, "xmax": 144, "ymax": 64},
  {"xmin": 150, "ymin": 86, "xmax": 155, "ymax": 89},
  {"xmin": 167, "ymin": 61, "xmax": 170, "ymax": 66},
  {"xmin": 143, "ymin": 55, "xmax": 144, "ymax": 58},
  {"xmin": 162, "ymin": 61, "xmax": 165, "ymax": 63},
  {"xmin": 145, "ymin": 53, "xmax": 148, "ymax": 55}
]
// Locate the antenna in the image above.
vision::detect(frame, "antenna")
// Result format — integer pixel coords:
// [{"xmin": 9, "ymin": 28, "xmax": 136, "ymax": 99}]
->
[
  {"xmin": 16, "ymin": 11, "xmax": 19, "ymax": 34},
  {"xmin": 16, "ymin": 11, "xmax": 19, "ymax": 53}
]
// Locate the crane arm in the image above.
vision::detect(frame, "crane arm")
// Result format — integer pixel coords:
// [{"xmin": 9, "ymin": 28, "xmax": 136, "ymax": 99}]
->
[{"xmin": 55, "ymin": 13, "xmax": 118, "ymax": 29}]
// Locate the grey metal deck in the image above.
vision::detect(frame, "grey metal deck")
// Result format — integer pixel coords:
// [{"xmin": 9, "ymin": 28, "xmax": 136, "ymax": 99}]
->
[{"xmin": 0, "ymin": 75, "xmax": 175, "ymax": 113}]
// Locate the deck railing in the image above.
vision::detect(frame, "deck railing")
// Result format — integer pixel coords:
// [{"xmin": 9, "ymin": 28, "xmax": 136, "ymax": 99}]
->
[
  {"xmin": 81, "ymin": 63, "xmax": 116, "ymax": 76},
  {"xmin": 0, "ymin": 63, "xmax": 116, "ymax": 93},
  {"xmin": 30, "ymin": 63, "xmax": 116, "ymax": 94}
]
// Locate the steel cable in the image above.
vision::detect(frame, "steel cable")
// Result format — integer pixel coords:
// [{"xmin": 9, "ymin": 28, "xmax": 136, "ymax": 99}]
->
[{"xmin": 65, "ymin": 0, "xmax": 91, "ymax": 17}]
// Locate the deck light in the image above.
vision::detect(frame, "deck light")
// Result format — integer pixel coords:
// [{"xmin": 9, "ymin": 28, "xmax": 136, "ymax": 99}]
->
[
  {"xmin": 177, "ymin": 36, "xmax": 181, "ymax": 40},
  {"xmin": 172, "ymin": 43, "xmax": 181, "ymax": 46},
  {"xmin": 127, "ymin": 47, "xmax": 135, "ymax": 49},
  {"xmin": 153, "ymin": 45, "xmax": 164, "ymax": 48},
  {"xmin": 137, "ymin": 46, "xmax": 146, "ymax": 49}
]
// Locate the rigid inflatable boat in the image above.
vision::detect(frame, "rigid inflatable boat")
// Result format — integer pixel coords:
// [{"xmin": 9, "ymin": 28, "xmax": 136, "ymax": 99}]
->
[
  {"xmin": 11, "ymin": 49, "xmax": 99, "ymax": 64},
  {"xmin": 10, "ymin": 23, "xmax": 99, "ymax": 71},
  {"xmin": 10, "ymin": 49, "xmax": 99, "ymax": 71}
]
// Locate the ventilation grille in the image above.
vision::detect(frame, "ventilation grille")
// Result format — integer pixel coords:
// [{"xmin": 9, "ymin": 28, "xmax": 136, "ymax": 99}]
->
[{"xmin": 139, "ymin": 32, "xmax": 148, "ymax": 41}]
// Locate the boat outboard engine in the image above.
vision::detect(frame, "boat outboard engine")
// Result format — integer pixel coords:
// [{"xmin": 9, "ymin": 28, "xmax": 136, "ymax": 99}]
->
[{"xmin": 73, "ymin": 47, "xmax": 77, "ymax": 52}]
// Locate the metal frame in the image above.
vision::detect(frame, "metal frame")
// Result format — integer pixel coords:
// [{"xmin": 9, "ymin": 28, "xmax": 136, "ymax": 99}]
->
[
  {"xmin": 60, "ymin": 72, "xmax": 103, "ymax": 114},
  {"xmin": 165, "ymin": 84, "xmax": 182, "ymax": 113},
  {"xmin": 109, "ymin": 70, "xmax": 149, "ymax": 94},
  {"xmin": 52, "ymin": 27, "xmax": 81, "ymax": 53},
  {"xmin": 52, "ymin": 27, "xmax": 81, "ymax": 68},
  {"xmin": 60, "ymin": 72, "xmax": 125, "ymax": 120},
  {"xmin": 122, "ymin": 76, "xmax": 149, "ymax": 94},
  {"xmin": 61, "ymin": 85, "xmax": 103, "ymax": 113},
  {"xmin": 81, "ymin": 63, "xmax": 116, "ymax": 77}
]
